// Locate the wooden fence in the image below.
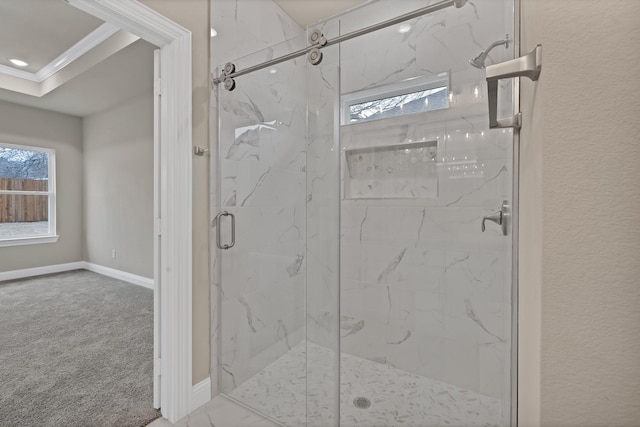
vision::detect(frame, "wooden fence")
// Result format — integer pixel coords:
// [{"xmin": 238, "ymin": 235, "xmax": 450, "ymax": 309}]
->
[{"xmin": 0, "ymin": 178, "xmax": 48, "ymax": 223}]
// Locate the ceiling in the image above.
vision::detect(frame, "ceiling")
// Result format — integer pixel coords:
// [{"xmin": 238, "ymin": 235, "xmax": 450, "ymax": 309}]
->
[
  {"xmin": 0, "ymin": 0, "xmax": 155, "ymax": 118},
  {"xmin": 274, "ymin": 0, "xmax": 368, "ymax": 27},
  {"xmin": 0, "ymin": 40, "xmax": 155, "ymax": 117},
  {"xmin": 0, "ymin": 0, "xmax": 103, "ymax": 73},
  {"xmin": 0, "ymin": 0, "xmax": 367, "ymax": 118}
]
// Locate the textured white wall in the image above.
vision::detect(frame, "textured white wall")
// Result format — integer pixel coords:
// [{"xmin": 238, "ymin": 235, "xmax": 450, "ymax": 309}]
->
[
  {"xmin": 0, "ymin": 101, "xmax": 83, "ymax": 271},
  {"xmin": 82, "ymin": 94, "xmax": 154, "ymax": 278},
  {"xmin": 520, "ymin": 1, "xmax": 640, "ymax": 425}
]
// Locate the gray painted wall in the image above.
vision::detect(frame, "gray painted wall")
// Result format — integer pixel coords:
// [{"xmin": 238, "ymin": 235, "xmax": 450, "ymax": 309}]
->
[
  {"xmin": 82, "ymin": 94, "xmax": 154, "ymax": 279},
  {"xmin": 0, "ymin": 101, "xmax": 83, "ymax": 272}
]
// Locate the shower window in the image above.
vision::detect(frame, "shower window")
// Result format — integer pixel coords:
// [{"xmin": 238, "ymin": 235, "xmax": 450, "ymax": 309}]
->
[{"xmin": 342, "ymin": 73, "xmax": 449, "ymax": 125}]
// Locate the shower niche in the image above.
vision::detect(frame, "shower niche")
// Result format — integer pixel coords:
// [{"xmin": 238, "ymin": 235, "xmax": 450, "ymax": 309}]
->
[{"xmin": 344, "ymin": 139, "xmax": 438, "ymax": 199}]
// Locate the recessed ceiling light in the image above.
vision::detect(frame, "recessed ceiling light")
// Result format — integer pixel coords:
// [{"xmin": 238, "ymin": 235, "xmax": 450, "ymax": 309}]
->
[
  {"xmin": 9, "ymin": 58, "xmax": 28, "ymax": 67},
  {"xmin": 210, "ymin": 28, "xmax": 218, "ymax": 37},
  {"xmin": 398, "ymin": 24, "xmax": 412, "ymax": 34}
]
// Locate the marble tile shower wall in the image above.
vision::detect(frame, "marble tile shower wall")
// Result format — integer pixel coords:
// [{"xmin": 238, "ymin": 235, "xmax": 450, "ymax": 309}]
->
[
  {"xmin": 305, "ymin": 0, "xmax": 514, "ymax": 400},
  {"xmin": 210, "ymin": 0, "xmax": 307, "ymax": 394}
]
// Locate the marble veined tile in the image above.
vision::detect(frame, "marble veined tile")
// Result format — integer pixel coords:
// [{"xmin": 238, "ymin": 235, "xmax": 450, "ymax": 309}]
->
[
  {"xmin": 175, "ymin": 395, "xmax": 280, "ymax": 427},
  {"xmin": 228, "ymin": 341, "xmax": 505, "ymax": 427}
]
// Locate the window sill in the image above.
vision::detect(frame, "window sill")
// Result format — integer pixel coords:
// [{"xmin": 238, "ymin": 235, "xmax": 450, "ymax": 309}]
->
[{"xmin": 0, "ymin": 235, "xmax": 60, "ymax": 247}]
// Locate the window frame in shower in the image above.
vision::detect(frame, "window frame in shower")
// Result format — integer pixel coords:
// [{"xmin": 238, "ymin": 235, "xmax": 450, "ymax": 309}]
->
[{"xmin": 340, "ymin": 72, "xmax": 450, "ymax": 125}]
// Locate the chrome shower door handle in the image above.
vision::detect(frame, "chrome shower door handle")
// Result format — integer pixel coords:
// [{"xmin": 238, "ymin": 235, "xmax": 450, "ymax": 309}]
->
[
  {"xmin": 481, "ymin": 200, "xmax": 509, "ymax": 236},
  {"xmin": 215, "ymin": 211, "xmax": 235, "ymax": 249}
]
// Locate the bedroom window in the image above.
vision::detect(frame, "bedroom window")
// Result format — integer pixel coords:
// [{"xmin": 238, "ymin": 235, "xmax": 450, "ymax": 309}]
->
[{"xmin": 0, "ymin": 143, "xmax": 58, "ymax": 246}]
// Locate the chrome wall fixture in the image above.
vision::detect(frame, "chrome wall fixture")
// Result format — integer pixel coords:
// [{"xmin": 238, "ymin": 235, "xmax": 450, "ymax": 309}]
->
[
  {"xmin": 469, "ymin": 35, "xmax": 511, "ymax": 69},
  {"xmin": 481, "ymin": 200, "xmax": 510, "ymax": 236},
  {"xmin": 485, "ymin": 45, "xmax": 542, "ymax": 129},
  {"xmin": 193, "ymin": 146, "xmax": 209, "ymax": 156},
  {"xmin": 212, "ymin": 0, "xmax": 468, "ymax": 91}
]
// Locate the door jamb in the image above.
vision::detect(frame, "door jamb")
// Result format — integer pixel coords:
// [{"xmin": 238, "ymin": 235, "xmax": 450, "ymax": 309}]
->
[{"xmin": 66, "ymin": 0, "xmax": 193, "ymax": 422}]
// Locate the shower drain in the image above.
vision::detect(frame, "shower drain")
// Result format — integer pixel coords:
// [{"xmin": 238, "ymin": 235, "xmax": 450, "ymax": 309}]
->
[{"xmin": 353, "ymin": 397, "xmax": 371, "ymax": 409}]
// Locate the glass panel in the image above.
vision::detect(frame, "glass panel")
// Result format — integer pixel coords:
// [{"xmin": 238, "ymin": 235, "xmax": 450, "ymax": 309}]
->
[
  {"xmin": 332, "ymin": 0, "xmax": 515, "ymax": 425},
  {"xmin": 305, "ymin": 19, "xmax": 341, "ymax": 427},
  {"xmin": 0, "ymin": 194, "xmax": 50, "ymax": 238},
  {"xmin": 216, "ymin": 34, "xmax": 310, "ymax": 426},
  {"xmin": 0, "ymin": 147, "xmax": 49, "ymax": 189}
]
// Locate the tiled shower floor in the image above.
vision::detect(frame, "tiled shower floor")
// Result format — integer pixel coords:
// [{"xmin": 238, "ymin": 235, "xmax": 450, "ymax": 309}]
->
[{"xmin": 228, "ymin": 342, "xmax": 504, "ymax": 427}]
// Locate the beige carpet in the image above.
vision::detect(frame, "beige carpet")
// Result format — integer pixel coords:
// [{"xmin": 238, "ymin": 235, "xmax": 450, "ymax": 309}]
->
[{"xmin": 0, "ymin": 269, "xmax": 161, "ymax": 427}]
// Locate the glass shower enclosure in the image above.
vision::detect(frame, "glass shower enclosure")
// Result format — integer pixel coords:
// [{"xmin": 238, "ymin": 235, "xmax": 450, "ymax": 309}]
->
[{"xmin": 212, "ymin": 0, "xmax": 517, "ymax": 425}]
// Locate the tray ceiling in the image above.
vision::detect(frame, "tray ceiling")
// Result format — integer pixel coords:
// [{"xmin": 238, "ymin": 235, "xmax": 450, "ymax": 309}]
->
[
  {"xmin": 0, "ymin": 0, "xmax": 154, "ymax": 117},
  {"xmin": 0, "ymin": 0, "xmax": 103, "ymax": 73}
]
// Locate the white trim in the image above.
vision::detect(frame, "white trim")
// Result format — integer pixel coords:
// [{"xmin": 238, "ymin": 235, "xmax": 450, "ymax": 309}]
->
[
  {"xmin": 191, "ymin": 377, "xmax": 212, "ymax": 411},
  {"xmin": 0, "ymin": 191, "xmax": 51, "ymax": 196},
  {"xmin": 37, "ymin": 23, "xmax": 121, "ymax": 82},
  {"xmin": 83, "ymin": 262, "xmax": 154, "ymax": 290},
  {"xmin": 48, "ymin": 145, "xmax": 57, "ymax": 239},
  {"xmin": 152, "ymin": 48, "xmax": 162, "ymax": 410},
  {"xmin": 0, "ymin": 262, "xmax": 155, "ymax": 290},
  {"xmin": 65, "ymin": 0, "xmax": 193, "ymax": 423},
  {"xmin": 0, "ymin": 261, "xmax": 85, "ymax": 282},
  {"xmin": 0, "ymin": 64, "xmax": 36, "ymax": 82},
  {"xmin": 0, "ymin": 235, "xmax": 59, "ymax": 247},
  {"xmin": 65, "ymin": 0, "xmax": 185, "ymax": 47}
]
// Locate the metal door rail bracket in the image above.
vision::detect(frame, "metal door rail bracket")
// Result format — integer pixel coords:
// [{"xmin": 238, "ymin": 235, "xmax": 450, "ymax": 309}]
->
[{"xmin": 485, "ymin": 44, "xmax": 541, "ymax": 129}]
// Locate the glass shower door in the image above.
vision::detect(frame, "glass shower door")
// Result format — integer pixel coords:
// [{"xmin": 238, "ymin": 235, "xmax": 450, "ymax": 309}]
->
[
  {"xmin": 214, "ymin": 0, "xmax": 518, "ymax": 425},
  {"xmin": 215, "ymin": 36, "xmax": 310, "ymax": 426}
]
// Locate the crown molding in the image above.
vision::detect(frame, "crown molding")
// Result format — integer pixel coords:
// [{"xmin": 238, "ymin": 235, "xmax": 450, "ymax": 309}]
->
[
  {"xmin": 36, "ymin": 22, "xmax": 120, "ymax": 82},
  {"xmin": 64, "ymin": 0, "xmax": 189, "ymax": 47},
  {"xmin": 0, "ymin": 64, "xmax": 39, "ymax": 82},
  {"xmin": 0, "ymin": 22, "xmax": 120, "ymax": 84}
]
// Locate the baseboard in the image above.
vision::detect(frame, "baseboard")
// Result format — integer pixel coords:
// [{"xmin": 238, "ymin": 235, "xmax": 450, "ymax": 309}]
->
[
  {"xmin": 82, "ymin": 262, "xmax": 154, "ymax": 290},
  {"xmin": 0, "ymin": 262, "xmax": 86, "ymax": 282},
  {"xmin": 192, "ymin": 377, "xmax": 212, "ymax": 411},
  {"xmin": 0, "ymin": 261, "xmax": 154, "ymax": 290}
]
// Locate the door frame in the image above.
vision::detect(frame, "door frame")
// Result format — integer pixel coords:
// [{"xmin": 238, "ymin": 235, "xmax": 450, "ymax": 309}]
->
[{"xmin": 67, "ymin": 0, "xmax": 193, "ymax": 422}]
